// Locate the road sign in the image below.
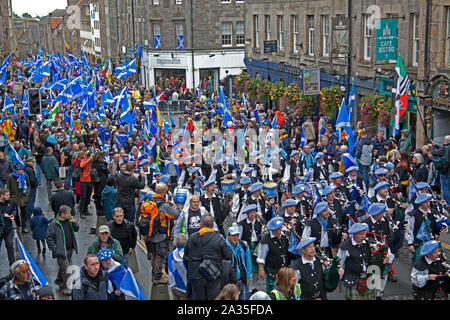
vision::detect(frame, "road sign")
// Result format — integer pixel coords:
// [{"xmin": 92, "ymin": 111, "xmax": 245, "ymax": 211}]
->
[
  {"xmin": 376, "ymin": 19, "xmax": 398, "ymax": 61},
  {"xmin": 54, "ymin": 131, "xmax": 66, "ymax": 143}
]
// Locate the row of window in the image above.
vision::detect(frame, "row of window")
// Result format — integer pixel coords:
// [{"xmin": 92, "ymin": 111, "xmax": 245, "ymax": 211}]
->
[
  {"xmin": 151, "ymin": 21, "xmax": 245, "ymax": 48},
  {"xmin": 151, "ymin": 0, "xmax": 244, "ymax": 3},
  {"xmin": 251, "ymin": 12, "xmax": 447, "ymax": 67}
]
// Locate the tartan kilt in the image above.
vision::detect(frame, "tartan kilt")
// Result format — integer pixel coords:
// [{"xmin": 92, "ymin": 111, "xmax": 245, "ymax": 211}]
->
[
  {"xmin": 249, "ymin": 243, "xmax": 259, "ymax": 273},
  {"xmin": 345, "ymin": 285, "xmax": 376, "ymax": 300}
]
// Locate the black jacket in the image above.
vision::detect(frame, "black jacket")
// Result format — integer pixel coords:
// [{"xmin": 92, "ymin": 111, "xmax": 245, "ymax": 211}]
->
[
  {"xmin": 183, "ymin": 230, "xmax": 232, "ymax": 281},
  {"xmin": 24, "ymin": 164, "xmax": 38, "ymax": 189},
  {"xmin": 106, "ymin": 219, "xmax": 137, "ymax": 254},
  {"xmin": 51, "ymin": 189, "xmax": 76, "ymax": 216},
  {"xmin": 0, "ymin": 159, "xmax": 13, "ymax": 181},
  {"xmin": 115, "ymin": 172, "xmax": 145, "ymax": 204},
  {"xmin": 0, "ymin": 200, "xmax": 17, "ymax": 235}
]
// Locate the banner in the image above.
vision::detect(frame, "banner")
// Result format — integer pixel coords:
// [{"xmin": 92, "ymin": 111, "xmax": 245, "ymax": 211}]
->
[
  {"xmin": 331, "ymin": 17, "xmax": 350, "ymax": 58},
  {"xmin": 376, "ymin": 19, "xmax": 398, "ymax": 61},
  {"xmin": 303, "ymin": 66, "xmax": 321, "ymax": 95}
]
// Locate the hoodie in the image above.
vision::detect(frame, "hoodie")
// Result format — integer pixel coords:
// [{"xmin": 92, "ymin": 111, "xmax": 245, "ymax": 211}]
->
[{"xmin": 30, "ymin": 211, "xmax": 52, "ymax": 241}]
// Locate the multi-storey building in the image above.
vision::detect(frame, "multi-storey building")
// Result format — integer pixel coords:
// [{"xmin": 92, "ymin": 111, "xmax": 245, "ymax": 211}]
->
[
  {"xmin": 244, "ymin": 0, "xmax": 449, "ymax": 146},
  {"xmin": 141, "ymin": 0, "xmax": 247, "ymax": 91}
]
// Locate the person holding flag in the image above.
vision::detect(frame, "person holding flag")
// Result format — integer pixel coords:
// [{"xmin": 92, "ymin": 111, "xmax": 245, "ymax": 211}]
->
[{"xmin": 0, "ymin": 260, "xmax": 41, "ymax": 300}]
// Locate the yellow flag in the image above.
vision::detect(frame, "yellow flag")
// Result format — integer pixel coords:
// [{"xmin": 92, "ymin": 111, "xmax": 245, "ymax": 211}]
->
[
  {"xmin": 156, "ymin": 106, "xmax": 163, "ymax": 128},
  {"xmin": 61, "ymin": 151, "xmax": 65, "ymax": 167},
  {"xmin": 0, "ymin": 120, "xmax": 15, "ymax": 143}
]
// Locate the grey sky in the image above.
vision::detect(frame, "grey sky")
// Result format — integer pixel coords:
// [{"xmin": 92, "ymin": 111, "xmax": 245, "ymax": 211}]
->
[{"xmin": 12, "ymin": 0, "xmax": 67, "ymax": 17}]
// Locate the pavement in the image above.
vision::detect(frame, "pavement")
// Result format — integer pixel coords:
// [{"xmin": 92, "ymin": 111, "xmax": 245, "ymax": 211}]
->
[{"xmin": 1, "ymin": 176, "xmax": 449, "ymax": 300}]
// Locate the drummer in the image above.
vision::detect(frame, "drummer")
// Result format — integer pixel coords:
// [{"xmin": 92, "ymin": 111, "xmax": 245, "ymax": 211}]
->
[
  {"xmin": 200, "ymin": 179, "xmax": 224, "ymax": 235},
  {"xmin": 247, "ymin": 182, "xmax": 272, "ymax": 223},
  {"xmin": 242, "ymin": 166, "xmax": 257, "ymax": 185},
  {"xmin": 212, "ymin": 156, "xmax": 235, "ymax": 190},
  {"xmin": 233, "ymin": 176, "xmax": 252, "ymax": 221},
  {"xmin": 237, "ymin": 203, "xmax": 265, "ymax": 291},
  {"xmin": 292, "ymin": 184, "xmax": 312, "ymax": 220},
  {"xmin": 282, "ymin": 150, "xmax": 303, "ymax": 193}
]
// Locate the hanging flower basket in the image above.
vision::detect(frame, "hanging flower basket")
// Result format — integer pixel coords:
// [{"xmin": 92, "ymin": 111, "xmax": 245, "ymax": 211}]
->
[{"xmin": 320, "ymin": 86, "xmax": 344, "ymax": 118}]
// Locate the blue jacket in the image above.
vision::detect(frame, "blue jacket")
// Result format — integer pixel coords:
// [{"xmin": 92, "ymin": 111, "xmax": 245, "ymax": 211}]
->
[
  {"xmin": 30, "ymin": 212, "xmax": 52, "ymax": 241},
  {"xmin": 226, "ymin": 239, "xmax": 252, "ymax": 283},
  {"xmin": 101, "ymin": 185, "xmax": 117, "ymax": 220}
]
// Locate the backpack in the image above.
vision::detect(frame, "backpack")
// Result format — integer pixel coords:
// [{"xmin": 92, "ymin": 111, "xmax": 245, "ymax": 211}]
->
[
  {"xmin": 72, "ymin": 161, "xmax": 81, "ymax": 181},
  {"xmin": 89, "ymin": 164, "xmax": 101, "ymax": 183},
  {"xmin": 137, "ymin": 200, "xmax": 171, "ymax": 238},
  {"xmin": 433, "ymin": 145, "xmax": 449, "ymax": 174}
]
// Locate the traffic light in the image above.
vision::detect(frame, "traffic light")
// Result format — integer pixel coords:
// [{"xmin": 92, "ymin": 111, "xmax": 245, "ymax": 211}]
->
[
  {"xmin": 40, "ymin": 91, "xmax": 48, "ymax": 110},
  {"xmin": 28, "ymin": 88, "xmax": 41, "ymax": 115}
]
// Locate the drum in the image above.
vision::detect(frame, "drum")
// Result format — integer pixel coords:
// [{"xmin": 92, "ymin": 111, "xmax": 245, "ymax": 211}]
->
[
  {"xmin": 263, "ymin": 182, "xmax": 278, "ymax": 198},
  {"xmin": 222, "ymin": 180, "xmax": 235, "ymax": 193},
  {"xmin": 175, "ymin": 188, "xmax": 189, "ymax": 205}
]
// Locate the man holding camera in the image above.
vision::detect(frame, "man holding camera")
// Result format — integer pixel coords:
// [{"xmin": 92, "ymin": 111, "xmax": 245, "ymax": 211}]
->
[{"xmin": 116, "ymin": 162, "xmax": 146, "ymax": 224}]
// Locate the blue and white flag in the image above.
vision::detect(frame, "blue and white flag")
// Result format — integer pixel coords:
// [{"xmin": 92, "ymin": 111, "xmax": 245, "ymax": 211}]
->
[
  {"xmin": 300, "ymin": 126, "xmax": 307, "ymax": 147},
  {"xmin": 348, "ymin": 78, "xmax": 355, "ymax": 121},
  {"xmin": 79, "ymin": 96, "xmax": 89, "ymax": 119},
  {"xmin": 3, "ymin": 94, "xmax": 14, "ymax": 113},
  {"xmin": 196, "ymin": 83, "xmax": 201, "ymax": 96},
  {"xmin": 168, "ymin": 114, "xmax": 177, "ymax": 128},
  {"xmin": 416, "ymin": 220, "xmax": 431, "ymax": 242},
  {"xmin": 177, "ymin": 35, "xmax": 184, "ymax": 49},
  {"xmin": 115, "ymin": 59, "xmax": 137, "ymax": 79},
  {"xmin": 22, "ymin": 92, "xmax": 29, "ymax": 116},
  {"xmin": 113, "ymin": 87, "xmax": 129, "ymax": 117},
  {"xmin": 98, "ymin": 105, "xmax": 107, "ymax": 119},
  {"xmin": 360, "ymin": 194, "xmax": 372, "ymax": 212},
  {"xmin": 335, "ymin": 98, "xmax": 355, "ymax": 156},
  {"xmin": 106, "ymin": 259, "xmax": 146, "ymax": 300},
  {"xmin": 15, "ymin": 233, "xmax": 47, "ymax": 287},
  {"xmin": 218, "ymin": 87, "xmax": 228, "ymax": 115},
  {"xmin": 409, "ymin": 181, "xmax": 417, "ymax": 202},
  {"xmin": 154, "ymin": 35, "xmax": 161, "ymax": 49},
  {"xmin": 101, "ymin": 89, "xmax": 115, "ymax": 107},
  {"xmin": 29, "ymin": 61, "xmax": 50, "ymax": 83},
  {"xmin": 342, "ymin": 152, "xmax": 357, "ymax": 171},
  {"xmin": 288, "ymin": 232, "xmax": 301, "ymax": 255},
  {"xmin": 253, "ymin": 108, "xmax": 261, "ymax": 125},
  {"xmin": 271, "ymin": 113, "xmax": 278, "ymax": 129}
]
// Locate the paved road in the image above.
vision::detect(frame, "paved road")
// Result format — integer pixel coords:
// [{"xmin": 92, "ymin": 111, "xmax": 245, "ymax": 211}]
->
[{"xmin": 1, "ymin": 177, "xmax": 449, "ymax": 300}]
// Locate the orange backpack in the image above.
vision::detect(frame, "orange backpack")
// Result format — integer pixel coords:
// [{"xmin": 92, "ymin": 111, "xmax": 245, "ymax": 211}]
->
[{"xmin": 137, "ymin": 200, "xmax": 174, "ymax": 238}]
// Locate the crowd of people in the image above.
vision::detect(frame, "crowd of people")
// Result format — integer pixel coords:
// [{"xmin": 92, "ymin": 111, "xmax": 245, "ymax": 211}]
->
[{"xmin": 0, "ymin": 50, "xmax": 449, "ymax": 302}]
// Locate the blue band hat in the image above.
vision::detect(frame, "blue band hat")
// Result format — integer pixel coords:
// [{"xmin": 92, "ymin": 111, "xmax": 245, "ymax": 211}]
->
[
  {"xmin": 385, "ymin": 162, "xmax": 395, "ymax": 170},
  {"xmin": 346, "ymin": 166, "xmax": 359, "ymax": 174},
  {"xmin": 368, "ymin": 202, "xmax": 387, "ymax": 216},
  {"xmin": 414, "ymin": 193, "xmax": 433, "ymax": 205},
  {"xmin": 190, "ymin": 167, "xmax": 201, "ymax": 175},
  {"xmin": 15, "ymin": 163, "xmax": 24, "ymax": 170},
  {"xmin": 292, "ymin": 184, "xmax": 306, "ymax": 195},
  {"xmin": 243, "ymin": 167, "xmax": 254, "ymax": 174},
  {"xmin": 240, "ymin": 176, "xmax": 252, "ymax": 185},
  {"xmin": 282, "ymin": 199, "xmax": 298, "ymax": 207},
  {"xmin": 97, "ymin": 249, "xmax": 115, "ymax": 261},
  {"xmin": 295, "ymin": 237, "xmax": 317, "ymax": 252},
  {"xmin": 322, "ymin": 185, "xmax": 337, "ymax": 197},
  {"xmin": 373, "ymin": 181, "xmax": 389, "ymax": 192},
  {"xmin": 348, "ymin": 222, "xmax": 369, "ymax": 235},
  {"xmin": 204, "ymin": 179, "xmax": 215, "ymax": 187},
  {"xmin": 249, "ymin": 182, "xmax": 263, "ymax": 193},
  {"xmin": 313, "ymin": 201, "xmax": 329, "ymax": 216},
  {"xmin": 416, "ymin": 182, "xmax": 430, "ymax": 190},
  {"xmin": 290, "ymin": 150, "xmax": 299, "ymax": 157},
  {"xmin": 266, "ymin": 216, "xmax": 285, "ymax": 231},
  {"xmin": 420, "ymin": 240, "xmax": 440, "ymax": 256},
  {"xmin": 242, "ymin": 204, "xmax": 258, "ymax": 215},
  {"xmin": 375, "ymin": 168, "xmax": 388, "ymax": 176},
  {"xmin": 315, "ymin": 152, "xmax": 324, "ymax": 160},
  {"xmin": 329, "ymin": 172, "xmax": 344, "ymax": 179}
]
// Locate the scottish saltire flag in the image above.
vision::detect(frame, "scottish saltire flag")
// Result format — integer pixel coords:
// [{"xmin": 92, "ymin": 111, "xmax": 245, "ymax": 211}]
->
[
  {"xmin": 218, "ymin": 87, "xmax": 229, "ymax": 113},
  {"xmin": 98, "ymin": 105, "xmax": 107, "ymax": 119},
  {"xmin": 106, "ymin": 259, "xmax": 146, "ymax": 300},
  {"xmin": 288, "ymin": 232, "xmax": 301, "ymax": 255},
  {"xmin": 115, "ymin": 59, "xmax": 137, "ymax": 79},
  {"xmin": 1, "ymin": 54, "xmax": 11, "ymax": 70},
  {"xmin": 3, "ymin": 94, "xmax": 14, "ymax": 113},
  {"xmin": 154, "ymin": 35, "xmax": 161, "ymax": 49},
  {"xmin": 335, "ymin": 98, "xmax": 355, "ymax": 155},
  {"xmin": 300, "ymin": 126, "xmax": 307, "ymax": 147},
  {"xmin": 101, "ymin": 89, "xmax": 115, "ymax": 107},
  {"xmin": 113, "ymin": 87, "xmax": 129, "ymax": 117},
  {"xmin": 177, "ymin": 35, "xmax": 184, "ymax": 49},
  {"xmin": 252, "ymin": 108, "xmax": 261, "ymax": 125},
  {"xmin": 342, "ymin": 152, "xmax": 357, "ymax": 171},
  {"xmin": 223, "ymin": 109, "xmax": 233, "ymax": 126},
  {"xmin": 29, "ymin": 61, "xmax": 50, "ymax": 83},
  {"xmin": 15, "ymin": 233, "xmax": 47, "ymax": 287},
  {"xmin": 22, "ymin": 92, "xmax": 29, "ymax": 116},
  {"xmin": 416, "ymin": 220, "xmax": 431, "ymax": 242},
  {"xmin": 7, "ymin": 140, "xmax": 24, "ymax": 166},
  {"xmin": 271, "ymin": 113, "xmax": 278, "ymax": 129},
  {"xmin": 168, "ymin": 114, "xmax": 177, "ymax": 128},
  {"xmin": 360, "ymin": 194, "xmax": 372, "ymax": 212},
  {"xmin": 143, "ymin": 99, "xmax": 157, "ymax": 109},
  {"xmin": 312, "ymin": 185, "xmax": 320, "ymax": 207},
  {"xmin": 0, "ymin": 67, "xmax": 7, "ymax": 87},
  {"xmin": 348, "ymin": 78, "xmax": 355, "ymax": 121},
  {"xmin": 79, "ymin": 97, "xmax": 89, "ymax": 119}
]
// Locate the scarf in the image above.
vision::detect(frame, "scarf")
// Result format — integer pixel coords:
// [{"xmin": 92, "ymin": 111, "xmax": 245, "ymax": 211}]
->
[
  {"xmin": 199, "ymin": 227, "xmax": 215, "ymax": 236},
  {"xmin": 12, "ymin": 170, "xmax": 27, "ymax": 193},
  {"xmin": 316, "ymin": 215, "xmax": 328, "ymax": 230}
]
